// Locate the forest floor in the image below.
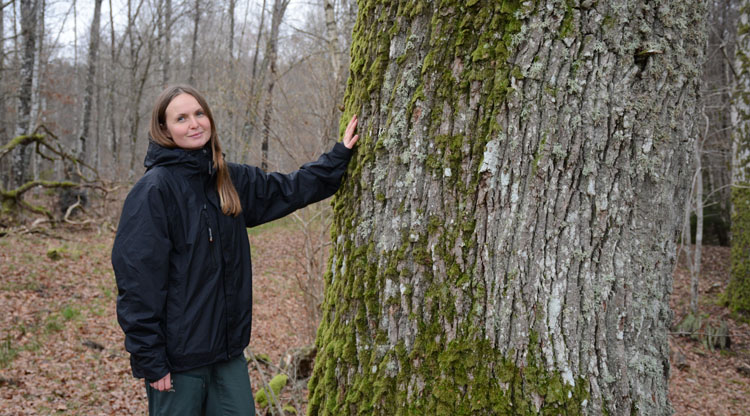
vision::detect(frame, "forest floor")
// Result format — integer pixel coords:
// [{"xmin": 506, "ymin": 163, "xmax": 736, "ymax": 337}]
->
[
  {"xmin": 670, "ymin": 245, "xmax": 750, "ymax": 416},
  {"xmin": 0, "ymin": 223, "xmax": 748, "ymax": 415}
]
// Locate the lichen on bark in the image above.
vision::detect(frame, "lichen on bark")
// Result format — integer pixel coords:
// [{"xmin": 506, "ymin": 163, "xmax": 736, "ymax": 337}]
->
[
  {"xmin": 310, "ymin": 1, "xmax": 706, "ymax": 415},
  {"xmin": 730, "ymin": 1, "xmax": 750, "ymax": 315}
]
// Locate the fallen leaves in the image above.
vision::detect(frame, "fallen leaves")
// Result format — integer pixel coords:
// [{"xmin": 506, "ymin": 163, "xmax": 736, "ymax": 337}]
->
[
  {"xmin": 1, "ymin": 228, "xmax": 747, "ymax": 415},
  {"xmin": 0, "ymin": 223, "xmax": 319, "ymax": 415},
  {"xmin": 670, "ymin": 245, "xmax": 750, "ymax": 416}
]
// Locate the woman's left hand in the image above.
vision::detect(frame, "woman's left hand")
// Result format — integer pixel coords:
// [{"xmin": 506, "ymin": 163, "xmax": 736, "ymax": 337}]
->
[{"xmin": 343, "ymin": 115, "xmax": 359, "ymax": 149}]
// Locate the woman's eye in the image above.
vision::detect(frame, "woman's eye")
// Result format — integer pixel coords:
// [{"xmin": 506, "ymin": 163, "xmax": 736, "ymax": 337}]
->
[
  {"xmin": 177, "ymin": 116, "xmax": 185, "ymax": 122},
  {"xmin": 196, "ymin": 111, "xmax": 204, "ymax": 117}
]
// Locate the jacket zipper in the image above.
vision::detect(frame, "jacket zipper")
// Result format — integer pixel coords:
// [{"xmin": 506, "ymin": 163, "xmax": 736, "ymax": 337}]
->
[
  {"xmin": 202, "ymin": 204, "xmax": 214, "ymax": 243},
  {"xmin": 202, "ymin": 204, "xmax": 218, "ymax": 271}
]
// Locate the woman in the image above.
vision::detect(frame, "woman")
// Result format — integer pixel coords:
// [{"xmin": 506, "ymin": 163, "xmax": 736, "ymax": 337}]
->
[{"xmin": 112, "ymin": 84, "xmax": 358, "ymax": 415}]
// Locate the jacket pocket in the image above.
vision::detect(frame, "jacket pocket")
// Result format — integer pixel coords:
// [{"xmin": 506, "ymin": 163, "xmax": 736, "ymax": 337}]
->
[{"xmin": 201, "ymin": 204, "xmax": 218, "ymax": 270}]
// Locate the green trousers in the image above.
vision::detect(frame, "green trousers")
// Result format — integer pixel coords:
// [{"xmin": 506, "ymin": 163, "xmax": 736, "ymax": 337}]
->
[{"xmin": 145, "ymin": 355, "xmax": 256, "ymax": 416}]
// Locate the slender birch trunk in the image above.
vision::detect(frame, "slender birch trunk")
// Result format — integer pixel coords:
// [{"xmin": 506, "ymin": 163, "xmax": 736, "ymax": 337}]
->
[{"xmin": 13, "ymin": 0, "xmax": 37, "ymax": 188}]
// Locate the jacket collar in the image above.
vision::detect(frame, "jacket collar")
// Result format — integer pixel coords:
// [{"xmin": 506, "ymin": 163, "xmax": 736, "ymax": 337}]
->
[{"xmin": 144, "ymin": 140, "xmax": 215, "ymax": 176}]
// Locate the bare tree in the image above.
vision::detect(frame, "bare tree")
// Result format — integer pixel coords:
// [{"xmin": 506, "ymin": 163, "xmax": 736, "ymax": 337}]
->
[
  {"xmin": 228, "ymin": 0, "xmax": 235, "ymax": 59},
  {"xmin": 188, "ymin": 0, "xmax": 199, "ymax": 85},
  {"xmin": 124, "ymin": 0, "xmax": 156, "ymax": 177},
  {"xmin": 701, "ymin": 0, "xmax": 738, "ymax": 247},
  {"xmin": 0, "ymin": 3, "xmax": 6, "ymax": 148},
  {"xmin": 107, "ymin": 0, "xmax": 119, "ymax": 167},
  {"xmin": 78, "ymin": 0, "xmax": 104, "ymax": 163},
  {"xmin": 12, "ymin": 0, "xmax": 38, "ymax": 189},
  {"xmin": 322, "ymin": 0, "xmax": 340, "ymax": 82},
  {"xmin": 160, "ymin": 0, "xmax": 172, "ymax": 85},
  {"xmin": 261, "ymin": 0, "xmax": 290, "ymax": 170}
]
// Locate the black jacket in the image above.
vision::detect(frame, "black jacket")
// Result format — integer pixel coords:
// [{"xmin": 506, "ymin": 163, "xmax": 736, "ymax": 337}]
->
[{"xmin": 112, "ymin": 141, "xmax": 352, "ymax": 381}]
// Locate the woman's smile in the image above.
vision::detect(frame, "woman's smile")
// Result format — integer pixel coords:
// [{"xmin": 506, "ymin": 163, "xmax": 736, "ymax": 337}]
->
[{"xmin": 163, "ymin": 93, "xmax": 212, "ymax": 149}]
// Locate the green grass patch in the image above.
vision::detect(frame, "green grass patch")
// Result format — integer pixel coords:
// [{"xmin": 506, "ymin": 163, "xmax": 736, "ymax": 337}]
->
[
  {"xmin": 45, "ymin": 314, "xmax": 64, "ymax": 334},
  {"xmin": 61, "ymin": 304, "xmax": 81, "ymax": 321},
  {"xmin": 0, "ymin": 333, "xmax": 18, "ymax": 368},
  {"xmin": 247, "ymin": 216, "xmax": 296, "ymax": 236}
]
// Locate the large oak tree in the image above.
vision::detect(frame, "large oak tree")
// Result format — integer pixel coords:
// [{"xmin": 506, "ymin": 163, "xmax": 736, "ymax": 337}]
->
[
  {"xmin": 731, "ymin": 1, "xmax": 750, "ymax": 315},
  {"xmin": 309, "ymin": 1, "xmax": 705, "ymax": 414}
]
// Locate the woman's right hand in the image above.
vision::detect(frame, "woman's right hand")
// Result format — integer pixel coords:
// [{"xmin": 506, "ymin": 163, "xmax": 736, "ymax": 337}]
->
[
  {"xmin": 343, "ymin": 114, "xmax": 359, "ymax": 149},
  {"xmin": 150, "ymin": 372, "xmax": 172, "ymax": 392}
]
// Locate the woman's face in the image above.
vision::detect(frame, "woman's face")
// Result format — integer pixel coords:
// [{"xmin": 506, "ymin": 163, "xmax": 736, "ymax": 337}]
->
[{"xmin": 163, "ymin": 93, "xmax": 212, "ymax": 150}]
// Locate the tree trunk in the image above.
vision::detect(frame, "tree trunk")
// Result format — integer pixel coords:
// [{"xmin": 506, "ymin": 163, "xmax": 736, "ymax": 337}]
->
[
  {"xmin": 690, "ymin": 119, "xmax": 704, "ymax": 314},
  {"xmin": 0, "ymin": 3, "xmax": 5, "ymax": 189},
  {"xmin": 13, "ymin": 0, "xmax": 37, "ymax": 188},
  {"xmin": 126, "ymin": 0, "xmax": 154, "ymax": 177},
  {"xmin": 188, "ymin": 0, "xmax": 200, "ymax": 86},
  {"xmin": 108, "ymin": 0, "xmax": 118, "ymax": 167},
  {"xmin": 260, "ymin": 0, "xmax": 289, "ymax": 171},
  {"xmin": 228, "ymin": 0, "xmax": 235, "ymax": 59},
  {"xmin": 250, "ymin": 0, "xmax": 266, "ymax": 83},
  {"xmin": 79, "ymin": 0, "xmax": 103, "ymax": 164},
  {"xmin": 241, "ymin": 0, "xmax": 266, "ymax": 164},
  {"xmin": 321, "ymin": 0, "xmax": 348, "ymax": 151},
  {"xmin": 161, "ymin": 0, "xmax": 171, "ymax": 85},
  {"xmin": 730, "ymin": 1, "xmax": 750, "ymax": 314},
  {"xmin": 309, "ymin": 1, "xmax": 705, "ymax": 415},
  {"xmin": 0, "ymin": 4, "xmax": 5, "ymax": 137},
  {"xmin": 322, "ymin": 0, "xmax": 340, "ymax": 83}
]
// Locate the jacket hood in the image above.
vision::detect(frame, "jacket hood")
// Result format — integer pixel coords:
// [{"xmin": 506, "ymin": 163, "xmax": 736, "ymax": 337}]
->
[{"xmin": 144, "ymin": 140, "xmax": 214, "ymax": 175}]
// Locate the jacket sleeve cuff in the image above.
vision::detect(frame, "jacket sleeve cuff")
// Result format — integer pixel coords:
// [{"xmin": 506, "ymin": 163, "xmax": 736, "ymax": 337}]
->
[
  {"xmin": 131, "ymin": 352, "xmax": 170, "ymax": 382},
  {"xmin": 331, "ymin": 141, "xmax": 353, "ymax": 159}
]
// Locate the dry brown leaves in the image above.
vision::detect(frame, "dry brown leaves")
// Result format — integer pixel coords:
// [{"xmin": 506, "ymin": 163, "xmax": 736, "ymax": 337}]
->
[
  {"xmin": 0, "ymin": 228, "xmax": 145, "ymax": 415},
  {"xmin": 1, "ymin": 226, "xmax": 748, "ymax": 415},
  {"xmin": 0, "ymin": 223, "xmax": 316, "ymax": 415},
  {"xmin": 670, "ymin": 245, "xmax": 750, "ymax": 416}
]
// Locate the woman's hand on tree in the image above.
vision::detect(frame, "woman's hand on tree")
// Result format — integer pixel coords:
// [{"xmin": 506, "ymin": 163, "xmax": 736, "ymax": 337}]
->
[
  {"xmin": 343, "ymin": 115, "xmax": 359, "ymax": 149},
  {"xmin": 150, "ymin": 372, "xmax": 172, "ymax": 392}
]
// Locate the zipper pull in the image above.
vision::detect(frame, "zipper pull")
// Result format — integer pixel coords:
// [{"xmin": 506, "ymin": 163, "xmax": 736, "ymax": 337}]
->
[{"xmin": 203, "ymin": 204, "xmax": 214, "ymax": 243}]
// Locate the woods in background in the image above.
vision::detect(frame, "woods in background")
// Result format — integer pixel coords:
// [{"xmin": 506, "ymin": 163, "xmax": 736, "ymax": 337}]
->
[
  {"xmin": 0, "ymin": 1, "xmax": 749, "ymax": 414},
  {"xmin": 0, "ymin": 0, "xmax": 356, "ymax": 221}
]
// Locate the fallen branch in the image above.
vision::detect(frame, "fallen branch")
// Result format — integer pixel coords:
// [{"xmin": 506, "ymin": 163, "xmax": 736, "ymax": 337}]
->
[
  {"xmin": 247, "ymin": 349, "xmax": 286, "ymax": 415},
  {"xmin": 0, "ymin": 128, "xmax": 111, "ymax": 223}
]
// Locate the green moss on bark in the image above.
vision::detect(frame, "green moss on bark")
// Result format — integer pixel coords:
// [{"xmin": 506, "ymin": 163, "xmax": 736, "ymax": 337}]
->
[
  {"xmin": 730, "ymin": 185, "xmax": 750, "ymax": 313},
  {"xmin": 310, "ymin": 1, "xmax": 593, "ymax": 415}
]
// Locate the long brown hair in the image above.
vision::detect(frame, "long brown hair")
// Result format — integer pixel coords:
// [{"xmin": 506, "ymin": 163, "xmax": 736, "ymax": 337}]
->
[{"xmin": 149, "ymin": 85, "xmax": 242, "ymax": 217}]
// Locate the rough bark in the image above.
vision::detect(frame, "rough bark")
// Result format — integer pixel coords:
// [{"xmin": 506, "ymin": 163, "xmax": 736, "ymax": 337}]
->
[
  {"xmin": 12, "ymin": 0, "xmax": 37, "ymax": 188},
  {"xmin": 730, "ymin": 1, "xmax": 750, "ymax": 314},
  {"xmin": 309, "ymin": 1, "xmax": 705, "ymax": 415}
]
